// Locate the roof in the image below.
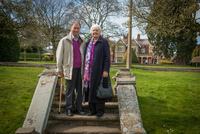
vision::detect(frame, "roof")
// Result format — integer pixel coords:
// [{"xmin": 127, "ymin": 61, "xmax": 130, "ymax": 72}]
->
[
  {"xmin": 192, "ymin": 56, "xmax": 200, "ymax": 63},
  {"xmin": 137, "ymin": 39, "xmax": 151, "ymax": 45},
  {"xmin": 43, "ymin": 53, "xmax": 54, "ymax": 56},
  {"xmin": 117, "ymin": 39, "xmax": 127, "ymax": 47},
  {"xmin": 122, "ymin": 38, "xmax": 151, "ymax": 47},
  {"xmin": 132, "ymin": 38, "xmax": 141, "ymax": 48}
]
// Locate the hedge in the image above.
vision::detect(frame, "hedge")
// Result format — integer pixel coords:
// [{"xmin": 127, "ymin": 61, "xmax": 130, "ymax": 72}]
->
[
  {"xmin": 158, "ymin": 60, "xmax": 174, "ymax": 65},
  {"xmin": 20, "ymin": 53, "xmax": 44, "ymax": 59},
  {"xmin": 19, "ymin": 58, "xmax": 40, "ymax": 61}
]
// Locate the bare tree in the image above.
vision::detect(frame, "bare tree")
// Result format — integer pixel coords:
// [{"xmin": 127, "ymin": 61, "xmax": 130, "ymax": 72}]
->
[
  {"xmin": 122, "ymin": 0, "xmax": 153, "ymax": 33},
  {"xmin": 73, "ymin": 0, "xmax": 124, "ymax": 38},
  {"xmin": 19, "ymin": 22, "xmax": 49, "ymax": 61},
  {"xmin": 32, "ymin": 0, "xmax": 74, "ymax": 61},
  {"xmin": 0, "ymin": 0, "xmax": 34, "ymax": 38}
]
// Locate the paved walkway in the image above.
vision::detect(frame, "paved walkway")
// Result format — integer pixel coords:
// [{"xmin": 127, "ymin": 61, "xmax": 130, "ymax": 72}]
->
[
  {"xmin": 0, "ymin": 62, "xmax": 200, "ymax": 72},
  {"xmin": 112, "ymin": 66, "xmax": 200, "ymax": 72}
]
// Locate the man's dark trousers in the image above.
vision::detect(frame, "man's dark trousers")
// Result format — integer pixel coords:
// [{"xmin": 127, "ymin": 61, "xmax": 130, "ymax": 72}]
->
[{"xmin": 65, "ymin": 68, "xmax": 82, "ymax": 112}]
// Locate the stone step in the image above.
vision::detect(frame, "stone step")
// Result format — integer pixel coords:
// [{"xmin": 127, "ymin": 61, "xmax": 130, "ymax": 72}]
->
[
  {"xmin": 44, "ymin": 125, "xmax": 121, "ymax": 134},
  {"xmin": 47, "ymin": 85, "xmax": 120, "ymax": 134},
  {"xmin": 48, "ymin": 113, "xmax": 120, "ymax": 126},
  {"xmin": 51, "ymin": 102, "xmax": 119, "ymax": 114},
  {"xmin": 53, "ymin": 91, "xmax": 118, "ymax": 102},
  {"xmin": 52, "ymin": 102, "xmax": 118, "ymax": 108}
]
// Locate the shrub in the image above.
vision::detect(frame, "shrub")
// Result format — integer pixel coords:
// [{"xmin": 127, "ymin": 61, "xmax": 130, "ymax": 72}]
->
[
  {"xmin": 191, "ymin": 45, "xmax": 200, "ymax": 59},
  {"xmin": 42, "ymin": 55, "xmax": 51, "ymax": 61},
  {"xmin": 122, "ymin": 49, "xmax": 139, "ymax": 63},
  {"xmin": 158, "ymin": 60, "xmax": 174, "ymax": 65}
]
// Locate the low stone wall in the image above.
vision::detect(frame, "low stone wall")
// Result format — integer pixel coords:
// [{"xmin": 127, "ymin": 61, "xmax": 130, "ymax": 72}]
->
[
  {"xmin": 0, "ymin": 62, "xmax": 55, "ymax": 67},
  {"xmin": 1, "ymin": 62, "xmax": 200, "ymax": 72},
  {"xmin": 132, "ymin": 66, "xmax": 200, "ymax": 72},
  {"xmin": 111, "ymin": 66, "xmax": 200, "ymax": 72}
]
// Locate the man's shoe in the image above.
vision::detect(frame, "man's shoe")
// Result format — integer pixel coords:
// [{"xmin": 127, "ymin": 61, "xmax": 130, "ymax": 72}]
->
[
  {"xmin": 96, "ymin": 113, "xmax": 104, "ymax": 119},
  {"xmin": 74, "ymin": 110, "xmax": 85, "ymax": 115},
  {"xmin": 86, "ymin": 112, "xmax": 96, "ymax": 116},
  {"xmin": 66, "ymin": 110, "xmax": 73, "ymax": 116}
]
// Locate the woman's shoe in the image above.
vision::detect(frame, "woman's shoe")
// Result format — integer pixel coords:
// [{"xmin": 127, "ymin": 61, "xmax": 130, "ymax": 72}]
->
[
  {"xmin": 96, "ymin": 113, "xmax": 104, "ymax": 119},
  {"xmin": 86, "ymin": 112, "xmax": 96, "ymax": 116}
]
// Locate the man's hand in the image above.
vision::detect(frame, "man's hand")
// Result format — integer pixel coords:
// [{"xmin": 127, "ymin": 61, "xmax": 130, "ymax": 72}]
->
[{"xmin": 57, "ymin": 72, "xmax": 64, "ymax": 77}]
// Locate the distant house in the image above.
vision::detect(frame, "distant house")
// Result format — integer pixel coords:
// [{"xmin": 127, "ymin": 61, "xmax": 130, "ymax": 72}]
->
[
  {"xmin": 114, "ymin": 39, "xmax": 127, "ymax": 63},
  {"xmin": 133, "ymin": 34, "xmax": 155, "ymax": 64},
  {"xmin": 112, "ymin": 34, "xmax": 158, "ymax": 64},
  {"xmin": 106, "ymin": 38, "xmax": 116, "ymax": 62}
]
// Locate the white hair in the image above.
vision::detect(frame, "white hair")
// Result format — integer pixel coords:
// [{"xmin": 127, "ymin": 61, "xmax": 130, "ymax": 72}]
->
[{"xmin": 90, "ymin": 24, "xmax": 101, "ymax": 35}]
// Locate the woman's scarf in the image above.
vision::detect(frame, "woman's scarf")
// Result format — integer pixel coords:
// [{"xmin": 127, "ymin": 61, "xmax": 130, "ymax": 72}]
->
[{"xmin": 83, "ymin": 37, "xmax": 94, "ymax": 89}]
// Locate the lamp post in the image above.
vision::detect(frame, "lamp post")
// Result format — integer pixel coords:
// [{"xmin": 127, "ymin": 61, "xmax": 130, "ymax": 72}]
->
[{"xmin": 126, "ymin": 0, "xmax": 133, "ymax": 69}]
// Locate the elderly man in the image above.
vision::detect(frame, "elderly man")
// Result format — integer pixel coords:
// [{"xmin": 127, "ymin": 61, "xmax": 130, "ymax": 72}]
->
[{"xmin": 56, "ymin": 21, "xmax": 86, "ymax": 116}]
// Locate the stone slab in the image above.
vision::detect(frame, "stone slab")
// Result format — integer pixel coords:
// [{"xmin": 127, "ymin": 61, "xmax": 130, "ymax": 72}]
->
[
  {"xmin": 117, "ymin": 85, "xmax": 146, "ymax": 134},
  {"xmin": 22, "ymin": 75, "xmax": 58, "ymax": 134}
]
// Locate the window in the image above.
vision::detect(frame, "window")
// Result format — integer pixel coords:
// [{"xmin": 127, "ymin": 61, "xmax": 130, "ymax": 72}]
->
[
  {"xmin": 117, "ymin": 46, "xmax": 124, "ymax": 52},
  {"xmin": 150, "ymin": 47, "xmax": 153, "ymax": 53},
  {"xmin": 133, "ymin": 47, "xmax": 136, "ymax": 52},
  {"xmin": 117, "ymin": 57, "xmax": 122, "ymax": 62},
  {"xmin": 141, "ymin": 48, "xmax": 145, "ymax": 53}
]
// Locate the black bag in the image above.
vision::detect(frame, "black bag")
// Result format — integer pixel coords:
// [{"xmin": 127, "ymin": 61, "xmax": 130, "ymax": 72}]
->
[{"xmin": 96, "ymin": 77, "xmax": 114, "ymax": 99}]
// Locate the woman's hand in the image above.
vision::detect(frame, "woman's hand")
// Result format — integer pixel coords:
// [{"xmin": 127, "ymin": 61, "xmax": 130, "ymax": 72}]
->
[{"xmin": 102, "ymin": 71, "xmax": 108, "ymax": 77}]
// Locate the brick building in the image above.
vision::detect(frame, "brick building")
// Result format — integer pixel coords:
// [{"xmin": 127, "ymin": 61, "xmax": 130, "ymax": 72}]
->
[{"xmin": 112, "ymin": 34, "xmax": 158, "ymax": 64}]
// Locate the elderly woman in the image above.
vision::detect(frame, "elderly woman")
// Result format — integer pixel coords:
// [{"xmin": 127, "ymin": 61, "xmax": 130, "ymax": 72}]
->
[{"xmin": 83, "ymin": 24, "xmax": 111, "ymax": 119}]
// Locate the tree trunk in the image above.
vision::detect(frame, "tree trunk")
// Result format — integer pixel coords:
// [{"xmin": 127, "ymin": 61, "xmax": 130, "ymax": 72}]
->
[
  {"xmin": 52, "ymin": 40, "xmax": 56, "ymax": 62},
  {"xmin": 174, "ymin": 55, "xmax": 186, "ymax": 65},
  {"xmin": 24, "ymin": 46, "xmax": 26, "ymax": 61},
  {"xmin": 38, "ymin": 48, "xmax": 42, "ymax": 62}
]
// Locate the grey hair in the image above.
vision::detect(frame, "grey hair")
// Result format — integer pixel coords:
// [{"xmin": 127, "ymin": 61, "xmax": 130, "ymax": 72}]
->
[{"xmin": 90, "ymin": 24, "xmax": 101, "ymax": 35}]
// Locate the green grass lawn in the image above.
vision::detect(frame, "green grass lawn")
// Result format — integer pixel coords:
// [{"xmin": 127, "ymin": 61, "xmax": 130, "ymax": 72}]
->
[
  {"xmin": 0, "ymin": 67, "xmax": 45, "ymax": 134},
  {"xmin": 110, "ymin": 69, "xmax": 200, "ymax": 134},
  {"xmin": 0, "ymin": 66, "xmax": 200, "ymax": 134}
]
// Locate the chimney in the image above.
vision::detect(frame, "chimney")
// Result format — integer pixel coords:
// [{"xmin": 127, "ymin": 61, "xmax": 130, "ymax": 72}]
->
[
  {"xmin": 123, "ymin": 34, "xmax": 128, "ymax": 39},
  {"xmin": 137, "ymin": 34, "xmax": 140, "ymax": 41}
]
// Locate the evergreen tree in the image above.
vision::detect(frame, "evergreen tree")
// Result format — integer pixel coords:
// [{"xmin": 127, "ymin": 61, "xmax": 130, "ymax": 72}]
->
[
  {"xmin": 0, "ymin": 13, "xmax": 20, "ymax": 62},
  {"xmin": 146, "ymin": 0, "xmax": 199, "ymax": 65},
  {"xmin": 122, "ymin": 49, "xmax": 139, "ymax": 63},
  {"xmin": 124, "ymin": 0, "xmax": 200, "ymax": 65}
]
